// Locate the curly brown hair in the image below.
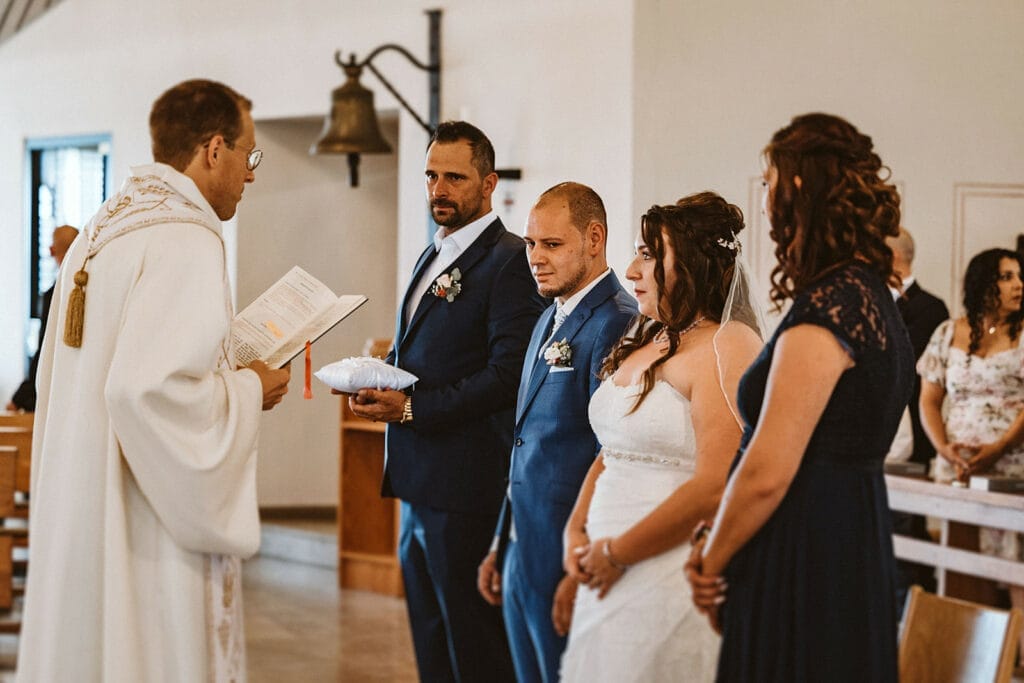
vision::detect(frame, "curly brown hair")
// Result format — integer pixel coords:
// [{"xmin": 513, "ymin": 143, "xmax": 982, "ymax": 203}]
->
[
  {"xmin": 763, "ymin": 113, "xmax": 900, "ymax": 307},
  {"xmin": 149, "ymin": 79, "xmax": 253, "ymax": 172},
  {"xmin": 600, "ymin": 191, "xmax": 744, "ymax": 412},
  {"xmin": 963, "ymin": 248, "xmax": 1024, "ymax": 358}
]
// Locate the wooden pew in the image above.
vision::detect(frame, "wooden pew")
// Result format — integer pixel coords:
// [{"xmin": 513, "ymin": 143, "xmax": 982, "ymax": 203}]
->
[
  {"xmin": 0, "ymin": 446, "xmax": 26, "ymax": 631},
  {"xmin": 0, "ymin": 412, "xmax": 33, "ymax": 429},
  {"xmin": 0, "ymin": 447, "xmax": 15, "ymax": 610},
  {"xmin": 0, "ymin": 427, "xmax": 32, "ymax": 507}
]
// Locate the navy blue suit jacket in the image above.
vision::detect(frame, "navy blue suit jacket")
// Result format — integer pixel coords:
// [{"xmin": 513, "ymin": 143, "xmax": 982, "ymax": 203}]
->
[
  {"xmin": 497, "ymin": 272, "xmax": 636, "ymax": 594},
  {"xmin": 897, "ymin": 281, "xmax": 949, "ymax": 466},
  {"xmin": 383, "ymin": 217, "xmax": 547, "ymax": 515}
]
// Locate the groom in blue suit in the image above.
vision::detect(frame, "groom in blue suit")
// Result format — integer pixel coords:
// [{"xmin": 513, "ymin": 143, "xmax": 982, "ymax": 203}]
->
[
  {"xmin": 477, "ymin": 182, "xmax": 636, "ymax": 682},
  {"xmin": 350, "ymin": 122, "xmax": 545, "ymax": 682}
]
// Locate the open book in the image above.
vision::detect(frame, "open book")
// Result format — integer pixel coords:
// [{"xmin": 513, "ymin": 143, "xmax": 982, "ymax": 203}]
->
[{"xmin": 232, "ymin": 266, "xmax": 368, "ymax": 369}]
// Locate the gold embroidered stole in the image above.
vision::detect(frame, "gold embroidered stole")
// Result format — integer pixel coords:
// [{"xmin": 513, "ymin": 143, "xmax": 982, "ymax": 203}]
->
[{"xmin": 63, "ymin": 173, "xmax": 214, "ymax": 347}]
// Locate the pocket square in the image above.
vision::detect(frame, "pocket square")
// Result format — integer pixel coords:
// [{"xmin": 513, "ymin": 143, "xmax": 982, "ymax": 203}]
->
[{"xmin": 548, "ymin": 365, "xmax": 575, "ymax": 374}]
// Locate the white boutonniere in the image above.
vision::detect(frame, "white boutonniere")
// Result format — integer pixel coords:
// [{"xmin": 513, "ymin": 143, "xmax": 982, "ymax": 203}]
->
[
  {"xmin": 543, "ymin": 338, "xmax": 573, "ymax": 367},
  {"xmin": 431, "ymin": 268, "xmax": 462, "ymax": 302}
]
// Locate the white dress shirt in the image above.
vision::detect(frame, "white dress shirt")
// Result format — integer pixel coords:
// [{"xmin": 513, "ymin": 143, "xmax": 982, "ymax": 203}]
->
[
  {"xmin": 538, "ymin": 269, "xmax": 613, "ymax": 357},
  {"xmin": 890, "ymin": 274, "xmax": 916, "ymax": 300},
  {"xmin": 404, "ymin": 210, "xmax": 497, "ymax": 326}
]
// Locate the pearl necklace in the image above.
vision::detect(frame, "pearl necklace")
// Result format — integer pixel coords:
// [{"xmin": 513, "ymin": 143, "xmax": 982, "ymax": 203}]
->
[{"xmin": 654, "ymin": 316, "xmax": 706, "ymax": 345}]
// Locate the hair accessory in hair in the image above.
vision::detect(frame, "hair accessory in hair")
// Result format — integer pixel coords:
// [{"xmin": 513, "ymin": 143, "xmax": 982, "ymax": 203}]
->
[{"xmin": 716, "ymin": 233, "xmax": 740, "ymax": 253}]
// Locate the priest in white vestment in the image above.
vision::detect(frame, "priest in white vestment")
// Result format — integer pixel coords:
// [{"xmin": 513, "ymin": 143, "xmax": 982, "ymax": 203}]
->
[{"xmin": 16, "ymin": 79, "xmax": 291, "ymax": 683}]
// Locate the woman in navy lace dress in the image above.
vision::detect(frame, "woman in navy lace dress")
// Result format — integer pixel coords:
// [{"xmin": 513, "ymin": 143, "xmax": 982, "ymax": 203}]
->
[{"xmin": 686, "ymin": 113, "xmax": 912, "ymax": 682}]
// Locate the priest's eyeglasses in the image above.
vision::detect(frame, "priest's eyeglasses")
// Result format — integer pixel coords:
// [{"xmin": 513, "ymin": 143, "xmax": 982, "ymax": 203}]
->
[
  {"xmin": 229, "ymin": 145, "xmax": 262, "ymax": 171},
  {"xmin": 202, "ymin": 139, "xmax": 262, "ymax": 171},
  {"xmin": 244, "ymin": 149, "xmax": 263, "ymax": 171}
]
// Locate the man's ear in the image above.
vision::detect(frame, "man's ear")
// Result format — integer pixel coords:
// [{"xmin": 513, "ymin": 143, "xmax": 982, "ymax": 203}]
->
[
  {"xmin": 204, "ymin": 134, "xmax": 227, "ymax": 169},
  {"xmin": 586, "ymin": 221, "xmax": 606, "ymax": 255},
  {"xmin": 481, "ymin": 171, "xmax": 498, "ymax": 199}
]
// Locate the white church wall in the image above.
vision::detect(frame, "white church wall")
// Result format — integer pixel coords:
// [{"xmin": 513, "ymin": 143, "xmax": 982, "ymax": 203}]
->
[
  {"xmin": 633, "ymin": 0, "xmax": 1024, "ymax": 310},
  {"xmin": 239, "ymin": 115, "xmax": 398, "ymax": 507}
]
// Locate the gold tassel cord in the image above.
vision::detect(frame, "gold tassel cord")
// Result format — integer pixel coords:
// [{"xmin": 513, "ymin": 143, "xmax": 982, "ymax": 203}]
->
[{"xmin": 63, "ymin": 268, "xmax": 89, "ymax": 347}]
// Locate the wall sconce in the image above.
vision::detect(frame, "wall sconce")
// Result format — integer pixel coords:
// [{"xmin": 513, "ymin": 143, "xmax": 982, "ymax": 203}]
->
[{"xmin": 311, "ymin": 9, "xmax": 441, "ymax": 187}]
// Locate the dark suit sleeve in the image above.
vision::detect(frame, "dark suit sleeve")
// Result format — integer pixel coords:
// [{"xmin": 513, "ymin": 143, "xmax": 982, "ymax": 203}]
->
[
  {"xmin": 10, "ymin": 287, "xmax": 53, "ymax": 411},
  {"xmin": 409, "ymin": 248, "xmax": 544, "ymax": 429},
  {"xmin": 909, "ymin": 297, "xmax": 950, "ymax": 360},
  {"xmin": 10, "ymin": 377, "xmax": 35, "ymax": 412}
]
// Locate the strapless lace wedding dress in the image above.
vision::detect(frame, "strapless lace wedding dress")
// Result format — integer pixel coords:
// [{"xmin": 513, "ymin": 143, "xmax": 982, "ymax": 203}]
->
[{"xmin": 560, "ymin": 379, "xmax": 720, "ymax": 682}]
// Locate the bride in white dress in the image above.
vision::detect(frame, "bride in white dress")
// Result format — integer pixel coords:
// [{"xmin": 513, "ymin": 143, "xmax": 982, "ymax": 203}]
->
[{"xmin": 560, "ymin": 192, "xmax": 765, "ymax": 682}]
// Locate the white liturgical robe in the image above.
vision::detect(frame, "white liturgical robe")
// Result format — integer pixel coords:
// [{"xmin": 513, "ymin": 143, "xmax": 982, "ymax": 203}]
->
[{"xmin": 17, "ymin": 163, "xmax": 264, "ymax": 683}]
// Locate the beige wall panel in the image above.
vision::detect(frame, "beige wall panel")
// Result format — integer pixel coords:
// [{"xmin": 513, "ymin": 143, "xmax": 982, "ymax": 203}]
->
[{"xmin": 951, "ymin": 184, "xmax": 1024, "ymax": 316}]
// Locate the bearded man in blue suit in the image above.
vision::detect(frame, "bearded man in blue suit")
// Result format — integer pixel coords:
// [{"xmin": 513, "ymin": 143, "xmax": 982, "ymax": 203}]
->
[
  {"xmin": 350, "ymin": 122, "xmax": 545, "ymax": 682},
  {"xmin": 477, "ymin": 182, "xmax": 637, "ymax": 682}
]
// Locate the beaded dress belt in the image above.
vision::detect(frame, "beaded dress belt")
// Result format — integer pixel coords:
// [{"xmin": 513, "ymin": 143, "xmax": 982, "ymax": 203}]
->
[{"xmin": 602, "ymin": 448, "xmax": 692, "ymax": 469}]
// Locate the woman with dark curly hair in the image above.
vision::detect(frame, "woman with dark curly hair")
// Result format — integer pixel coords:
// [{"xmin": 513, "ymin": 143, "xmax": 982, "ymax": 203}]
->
[
  {"xmin": 559, "ymin": 192, "xmax": 764, "ymax": 681},
  {"xmin": 685, "ymin": 113, "xmax": 913, "ymax": 682},
  {"xmin": 918, "ymin": 247, "xmax": 1024, "ymax": 655}
]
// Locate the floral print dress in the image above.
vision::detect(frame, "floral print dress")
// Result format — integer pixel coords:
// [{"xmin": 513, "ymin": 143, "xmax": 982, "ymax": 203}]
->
[{"xmin": 918, "ymin": 319, "xmax": 1024, "ymax": 560}]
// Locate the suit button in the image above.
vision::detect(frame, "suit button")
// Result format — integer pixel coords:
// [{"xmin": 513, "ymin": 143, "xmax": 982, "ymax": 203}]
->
[{"xmin": 515, "ymin": 438, "xmax": 523, "ymax": 447}]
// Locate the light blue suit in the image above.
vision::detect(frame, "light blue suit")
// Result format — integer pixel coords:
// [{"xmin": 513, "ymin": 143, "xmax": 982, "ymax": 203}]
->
[{"xmin": 494, "ymin": 272, "xmax": 636, "ymax": 683}]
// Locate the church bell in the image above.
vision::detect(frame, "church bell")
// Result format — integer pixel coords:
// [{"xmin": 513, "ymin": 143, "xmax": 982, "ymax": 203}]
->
[{"xmin": 311, "ymin": 62, "xmax": 392, "ymax": 187}]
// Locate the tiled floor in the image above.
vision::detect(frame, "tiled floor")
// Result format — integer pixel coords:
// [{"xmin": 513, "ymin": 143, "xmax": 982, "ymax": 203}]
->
[
  {"xmin": 258, "ymin": 520, "xmax": 338, "ymax": 569},
  {"xmin": 244, "ymin": 555, "xmax": 418, "ymax": 682},
  {"xmin": 0, "ymin": 521, "xmax": 418, "ymax": 682},
  {"xmin": 265, "ymin": 519, "xmax": 336, "ymax": 535}
]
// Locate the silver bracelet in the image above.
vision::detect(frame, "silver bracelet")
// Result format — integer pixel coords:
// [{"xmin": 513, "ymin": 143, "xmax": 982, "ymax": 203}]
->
[{"xmin": 602, "ymin": 539, "xmax": 628, "ymax": 572}]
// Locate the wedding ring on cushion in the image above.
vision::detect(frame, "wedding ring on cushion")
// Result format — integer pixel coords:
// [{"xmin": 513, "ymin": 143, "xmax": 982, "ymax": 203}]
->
[{"xmin": 602, "ymin": 448, "xmax": 688, "ymax": 469}]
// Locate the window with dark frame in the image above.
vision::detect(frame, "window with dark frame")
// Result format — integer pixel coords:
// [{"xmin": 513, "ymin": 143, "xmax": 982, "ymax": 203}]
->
[{"xmin": 23, "ymin": 135, "xmax": 110, "ymax": 364}]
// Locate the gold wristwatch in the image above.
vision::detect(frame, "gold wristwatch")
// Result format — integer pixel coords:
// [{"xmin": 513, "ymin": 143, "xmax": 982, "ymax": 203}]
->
[{"xmin": 400, "ymin": 396, "xmax": 413, "ymax": 424}]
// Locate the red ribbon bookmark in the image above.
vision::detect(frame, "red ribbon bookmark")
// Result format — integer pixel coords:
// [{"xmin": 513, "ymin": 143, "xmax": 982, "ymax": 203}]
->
[{"xmin": 303, "ymin": 340, "xmax": 313, "ymax": 400}]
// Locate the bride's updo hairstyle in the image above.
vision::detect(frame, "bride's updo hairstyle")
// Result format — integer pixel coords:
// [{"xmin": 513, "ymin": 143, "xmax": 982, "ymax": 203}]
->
[
  {"xmin": 764, "ymin": 112, "xmax": 900, "ymax": 308},
  {"xmin": 601, "ymin": 191, "xmax": 745, "ymax": 411}
]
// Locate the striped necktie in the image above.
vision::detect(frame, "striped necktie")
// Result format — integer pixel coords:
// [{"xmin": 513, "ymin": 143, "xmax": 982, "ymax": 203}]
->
[{"xmin": 539, "ymin": 305, "xmax": 568, "ymax": 358}]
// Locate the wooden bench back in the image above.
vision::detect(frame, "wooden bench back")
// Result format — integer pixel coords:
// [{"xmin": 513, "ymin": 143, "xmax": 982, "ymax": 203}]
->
[
  {"xmin": 899, "ymin": 585, "xmax": 1024, "ymax": 683},
  {"xmin": 0, "ymin": 428, "xmax": 30, "ymax": 493},
  {"xmin": 0, "ymin": 413, "xmax": 33, "ymax": 429}
]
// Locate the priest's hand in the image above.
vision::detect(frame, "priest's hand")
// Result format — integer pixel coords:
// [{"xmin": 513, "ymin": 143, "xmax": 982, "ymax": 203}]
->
[
  {"xmin": 477, "ymin": 551, "xmax": 502, "ymax": 606},
  {"xmin": 248, "ymin": 360, "xmax": 290, "ymax": 411},
  {"xmin": 348, "ymin": 388, "xmax": 406, "ymax": 422}
]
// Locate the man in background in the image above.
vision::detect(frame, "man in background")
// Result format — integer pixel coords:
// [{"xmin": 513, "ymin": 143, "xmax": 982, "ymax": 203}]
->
[
  {"xmin": 6, "ymin": 224, "xmax": 78, "ymax": 412},
  {"xmin": 887, "ymin": 226, "xmax": 949, "ymax": 599},
  {"xmin": 477, "ymin": 182, "xmax": 636, "ymax": 682},
  {"xmin": 889, "ymin": 227, "xmax": 950, "ymax": 470}
]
